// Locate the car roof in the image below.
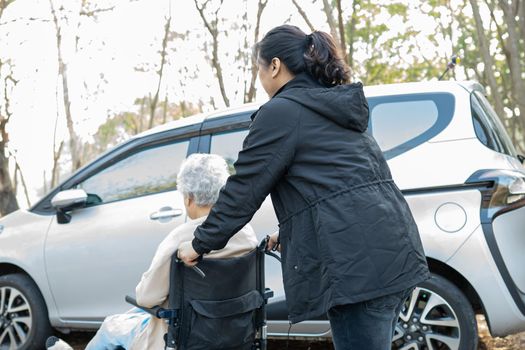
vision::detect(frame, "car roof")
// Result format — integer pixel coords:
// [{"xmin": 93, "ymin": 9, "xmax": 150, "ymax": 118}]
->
[
  {"xmin": 135, "ymin": 80, "xmax": 483, "ymax": 139},
  {"xmin": 363, "ymin": 80, "xmax": 483, "ymax": 97},
  {"xmin": 134, "ymin": 102, "xmax": 261, "ymax": 139}
]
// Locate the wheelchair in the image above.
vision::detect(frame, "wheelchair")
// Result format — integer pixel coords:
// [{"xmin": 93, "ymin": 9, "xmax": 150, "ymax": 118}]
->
[{"xmin": 126, "ymin": 238, "xmax": 279, "ymax": 350}]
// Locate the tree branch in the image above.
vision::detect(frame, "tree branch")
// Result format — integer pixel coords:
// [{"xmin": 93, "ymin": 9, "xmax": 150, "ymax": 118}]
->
[
  {"xmin": 291, "ymin": 0, "xmax": 315, "ymax": 31},
  {"xmin": 6, "ymin": 148, "xmax": 31, "ymax": 207},
  {"xmin": 246, "ymin": 0, "xmax": 268, "ymax": 102}
]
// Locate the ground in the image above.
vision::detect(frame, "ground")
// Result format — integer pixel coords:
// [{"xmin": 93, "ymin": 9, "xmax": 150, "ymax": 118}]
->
[{"xmin": 61, "ymin": 315, "xmax": 525, "ymax": 349}]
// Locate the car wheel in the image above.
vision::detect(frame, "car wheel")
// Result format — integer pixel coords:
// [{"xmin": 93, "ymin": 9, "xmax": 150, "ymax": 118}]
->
[
  {"xmin": 392, "ymin": 273, "xmax": 478, "ymax": 350},
  {"xmin": 0, "ymin": 273, "xmax": 52, "ymax": 350}
]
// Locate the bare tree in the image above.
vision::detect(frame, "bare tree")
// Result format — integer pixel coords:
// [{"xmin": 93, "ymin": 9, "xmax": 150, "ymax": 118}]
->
[
  {"xmin": 335, "ymin": 0, "xmax": 347, "ymax": 60},
  {"xmin": 497, "ymin": 0, "xmax": 525, "ymax": 131},
  {"xmin": 194, "ymin": 0, "xmax": 230, "ymax": 107},
  {"xmin": 469, "ymin": 0, "xmax": 506, "ymax": 119},
  {"xmin": 49, "ymin": 0, "xmax": 81, "ymax": 172},
  {"xmin": 321, "ymin": 0, "xmax": 342, "ymax": 48},
  {"xmin": 0, "ymin": 58, "xmax": 18, "ymax": 216},
  {"xmin": 7, "ymin": 149, "xmax": 31, "ymax": 207},
  {"xmin": 245, "ymin": 0, "xmax": 268, "ymax": 102},
  {"xmin": 291, "ymin": 0, "xmax": 315, "ymax": 31},
  {"xmin": 49, "ymin": 0, "xmax": 114, "ymax": 173},
  {"xmin": 148, "ymin": 10, "xmax": 171, "ymax": 129}
]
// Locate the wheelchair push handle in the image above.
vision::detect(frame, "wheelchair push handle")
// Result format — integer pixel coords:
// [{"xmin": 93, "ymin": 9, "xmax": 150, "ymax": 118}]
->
[
  {"xmin": 174, "ymin": 251, "xmax": 206, "ymax": 278},
  {"xmin": 261, "ymin": 235, "xmax": 282, "ymax": 263}
]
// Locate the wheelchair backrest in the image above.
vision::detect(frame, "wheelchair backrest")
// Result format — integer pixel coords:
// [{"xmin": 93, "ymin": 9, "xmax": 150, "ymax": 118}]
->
[{"xmin": 171, "ymin": 248, "xmax": 259, "ymax": 303}]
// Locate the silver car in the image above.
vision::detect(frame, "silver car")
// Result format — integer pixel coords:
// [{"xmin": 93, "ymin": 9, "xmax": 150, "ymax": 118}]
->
[{"xmin": 1, "ymin": 81, "xmax": 524, "ymax": 349}]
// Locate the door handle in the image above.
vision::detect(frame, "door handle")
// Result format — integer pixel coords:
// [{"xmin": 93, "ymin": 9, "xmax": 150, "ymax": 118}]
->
[{"xmin": 150, "ymin": 208, "xmax": 183, "ymax": 220}]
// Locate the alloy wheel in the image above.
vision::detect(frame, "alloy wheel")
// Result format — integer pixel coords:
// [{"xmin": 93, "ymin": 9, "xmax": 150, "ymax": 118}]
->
[
  {"xmin": 0, "ymin": 286, "xmax": 32, "ymax": 349},
  {"xmin": 392, "ymin": 287, "xmax": 461, "ymax": 350}
]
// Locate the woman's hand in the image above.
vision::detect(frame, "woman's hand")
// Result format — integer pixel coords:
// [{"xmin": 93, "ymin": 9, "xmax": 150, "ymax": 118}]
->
[
  {"xmin": 266, "ymin": 231, "xmax": 281, "ymax": 252},
  {"xmin": 177, "ymin": 241, "xmax": 200, "ymax": 266}
]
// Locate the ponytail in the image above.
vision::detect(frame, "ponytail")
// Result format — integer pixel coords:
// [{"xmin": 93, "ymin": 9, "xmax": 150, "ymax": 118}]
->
[
  {"xmin": 304, "ymin": 31, "xmax": 350, "ymax": 86},
  {"xmin": 254, "ymin": 25, "xmax": 350, "ymax": 87}
]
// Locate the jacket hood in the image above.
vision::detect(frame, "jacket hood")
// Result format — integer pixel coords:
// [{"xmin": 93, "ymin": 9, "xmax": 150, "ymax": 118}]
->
[{"xmin": 274, "ymin": 73, "xmax": 369, "ymax": 133}]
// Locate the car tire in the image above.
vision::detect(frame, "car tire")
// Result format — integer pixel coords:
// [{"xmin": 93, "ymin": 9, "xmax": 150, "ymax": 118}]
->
[
  {"xmin": 0, "ymin": 273, "xmax": 52, "ymax": 350},
  {"xmin": 392, "ymin": 273, "xmax": 478, "ymax": 350}
]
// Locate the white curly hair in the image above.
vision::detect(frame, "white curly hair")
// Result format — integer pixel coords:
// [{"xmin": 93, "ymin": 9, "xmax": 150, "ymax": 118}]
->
[{"xmin": 177, "ymin": 153, "xmax": 230, "ymax": 207}]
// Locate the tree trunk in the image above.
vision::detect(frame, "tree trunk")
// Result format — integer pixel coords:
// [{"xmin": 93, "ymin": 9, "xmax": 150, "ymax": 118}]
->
[
  {"xmin": 51, "ymin": 140, "xmax": 63, "ymax": 188},
  {"xmin": 194, "ymin": 0, "xmax": 230, "ymax": 107},
  {"xmin": 7, "ymin": 149, "xmax": 30, "ymax": 207},
  {"xmin": 149, "ymin": 15, "xmax": 171, "ymax": 129},
  {"xmin": 0, "ymin": 54, "xmax": 19, "ymax": 215},
  {"xmin": 347, "ymin": 0, "xmax": 358, "ymax": 73},
  {"xmin": 0, "ymin": 119, "xmax": 17, "ymax": 215},
  {"xmin": 469, "ymin": 0, "xmax": 506, "ymax": 119},
  {"xmin": 519, "ymin": 0, "xmax": 525, "ymax": 41},
  {"xmin": 322, "ymin": 0, "xmax": 342, "ymax": 48},
  {"xmin": 0, "ymin": 146, "xmax": 18, "ymax": 216},
  {"xmin": 335, "ymin": 0, "xmax": 347, "ymax": 60},
  {"xmin": 245, "ymin": 0, "xmax": 268, "ymax": 103},
  {"xmin": 49, "ymin": 0, "xmax": 81, "ymax": 172},
  {"xmin": 498, "ymin": 0, "xmax": 525, "ymax": 132},
  {"xmin": 162, "ymin": 93, "xmax": 168, "ymax": 124}
]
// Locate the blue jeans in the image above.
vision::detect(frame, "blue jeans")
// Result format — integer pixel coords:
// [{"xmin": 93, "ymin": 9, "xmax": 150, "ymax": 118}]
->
[{"xmin": 328, "ymin": 288, "xmax": 413, "ymax": 350}]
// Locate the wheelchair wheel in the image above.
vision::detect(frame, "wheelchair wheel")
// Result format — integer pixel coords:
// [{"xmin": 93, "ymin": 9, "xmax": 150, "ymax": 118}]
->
[{"xmin": 0, "ymin": 273, "xmax": 52, "ymax": 350}]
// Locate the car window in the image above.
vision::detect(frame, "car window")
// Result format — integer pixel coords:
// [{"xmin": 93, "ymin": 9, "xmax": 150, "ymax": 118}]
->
[
  {"xmin": 367, "ymin": 93, "xmax": 455, "ymax": 159},
  {"xmin": 371, "ymin": 100, "xmax": 438, "ymax": 151},
  {"xmin": 76, "ymin": 140, "xmax": 189, "ymax": 204},
  {"xmin": 471, "ymin": 91, "xmax": 517, "ymax": 157},
  {"xmin": 210, "ymin": 129, "xmax": 249, "ymax": 175}
]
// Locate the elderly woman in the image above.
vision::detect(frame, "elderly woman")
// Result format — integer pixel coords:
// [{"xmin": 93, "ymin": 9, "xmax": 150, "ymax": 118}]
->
[{"xmin": 46, "ymin": 153, "xmax": 258, "ymax": 350}]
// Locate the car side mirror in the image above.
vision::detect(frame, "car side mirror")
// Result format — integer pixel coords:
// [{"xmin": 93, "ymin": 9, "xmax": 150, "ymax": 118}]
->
[
  {"xmin": 51, "ymin": 189, "xmax": 88, "ymax": 224},
  {"xmin": 518, "ymin": 154, "xmax": 525, "ymax": 165}
]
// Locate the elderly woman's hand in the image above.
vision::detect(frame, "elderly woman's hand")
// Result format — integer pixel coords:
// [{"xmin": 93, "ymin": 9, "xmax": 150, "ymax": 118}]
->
[{"xmin": 177, "ymin": 241, "xmax": 200, "ymax": 266}]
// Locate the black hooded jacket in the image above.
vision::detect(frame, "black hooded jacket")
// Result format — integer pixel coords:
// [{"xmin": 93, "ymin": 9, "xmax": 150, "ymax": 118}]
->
[{"xmin": 192, "ymin": 73, "xmax": 429, "ymax": 323}]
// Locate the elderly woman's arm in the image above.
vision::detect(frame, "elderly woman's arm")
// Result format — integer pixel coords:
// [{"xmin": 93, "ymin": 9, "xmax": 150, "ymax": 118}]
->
[
  {"xmin": 191, "ymin": 99, "xmax": 301, "ymax": 255},
  {"xmin": 135, "ymin": 229, "xmax": 184, "ymax": 308}
]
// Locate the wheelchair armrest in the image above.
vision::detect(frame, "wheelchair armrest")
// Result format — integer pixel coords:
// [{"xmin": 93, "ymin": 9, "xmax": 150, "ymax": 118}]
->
[{"xmin": 125, "ymin": 295, "xmax": 176, "ymax": 319}]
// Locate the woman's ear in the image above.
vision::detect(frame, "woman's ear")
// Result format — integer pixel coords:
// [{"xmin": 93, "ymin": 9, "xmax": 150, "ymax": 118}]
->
[
  {"xmin": 184, "ymin": 195, "xmax": 191, "ymax": 208},
  {"xmin": 271, "ymin": 57, "xmax": 281, "ymax": 78}
]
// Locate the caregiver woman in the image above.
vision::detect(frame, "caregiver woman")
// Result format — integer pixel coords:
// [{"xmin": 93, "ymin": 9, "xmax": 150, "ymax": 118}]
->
[{"xmin": 178, "ymin": 24, "xmax": 429, "ymax": 349}]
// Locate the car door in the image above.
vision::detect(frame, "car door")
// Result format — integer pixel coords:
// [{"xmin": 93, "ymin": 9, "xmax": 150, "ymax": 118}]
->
[
  {"xmin": 202, "ymin": 115, "xmax": 331, "ymax": 337},
  {"xmin": 45, "ymin": 135, "xmax": 195, "ymax": 323}
]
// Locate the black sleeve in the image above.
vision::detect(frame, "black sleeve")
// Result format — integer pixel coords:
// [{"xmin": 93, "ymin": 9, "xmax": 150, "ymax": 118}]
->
[{"xmin": 191, "ymin": 99, "xmax": 300, "ymax": 255}]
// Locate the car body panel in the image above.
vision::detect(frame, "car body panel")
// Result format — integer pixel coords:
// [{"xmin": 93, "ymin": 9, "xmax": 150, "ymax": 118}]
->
[
  {"xmin": 403, "ymin": 189, "xmax": 482, "ymax": 263},
  {"xmin": 447, "ymin": 224, "xmax": 525, "ymax": 336},
  {"xmin": 387, "ymin": 138, "xmax": 523, "ymax": 190},
  {"xmin": 44, "ymin": 190, "xmax": 187, "ymax": 323},
  {"xmin": 492, "ymin": 207, "xmax": 525, "ymax": 295},
  {"xmin": 0, "ymin": 210, "xmax": 58, "ymax": 322}
]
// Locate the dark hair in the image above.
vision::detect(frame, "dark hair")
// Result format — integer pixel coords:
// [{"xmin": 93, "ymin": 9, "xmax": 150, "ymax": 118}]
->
[{"xmin": 254, "ymin": 25, "xmax": 350, "ymax": 87}]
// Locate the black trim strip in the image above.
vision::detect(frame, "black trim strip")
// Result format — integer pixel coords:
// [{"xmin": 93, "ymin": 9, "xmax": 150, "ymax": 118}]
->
[
  {"xmin": 400, "ymin": 182, "xmax": 492, "ymax": 196},
  {"xmin": 201, "ymin": 112, "xmax": 252, "ymax": 134}
]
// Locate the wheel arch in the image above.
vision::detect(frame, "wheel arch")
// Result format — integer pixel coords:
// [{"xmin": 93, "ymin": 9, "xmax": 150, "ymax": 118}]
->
[
  {"xmin": 0, "ymin": 262, "xmax": 31, "ymax": 277},
  {"xmin": 427, "ymin": 257, "xmax": 485, "ymax": 316},
  {"xmin": 0, "ymin": 262, "xmax": 52, "ymax": 315}
]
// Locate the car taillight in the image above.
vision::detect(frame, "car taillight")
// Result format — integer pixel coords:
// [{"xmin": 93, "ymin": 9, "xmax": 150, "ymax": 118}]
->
[
  {"xmin": 466, "ymin": 169, "xmax": 525, "ymax": 223},
  {"xmin": 508, "ymin": 177, "xmax": 525, "ymax": 204}
]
